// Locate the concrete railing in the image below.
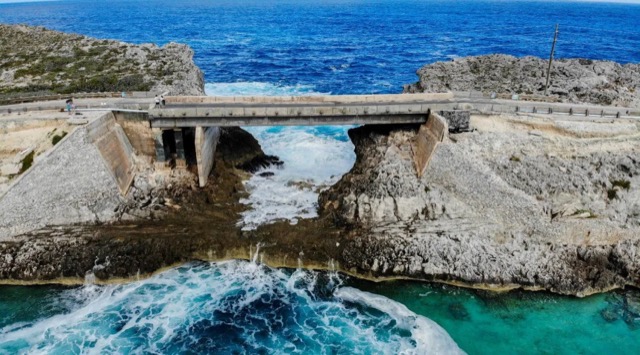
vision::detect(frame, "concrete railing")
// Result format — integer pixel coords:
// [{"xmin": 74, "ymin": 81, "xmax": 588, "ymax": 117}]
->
[
  {"xmin": 165, "ymin": 92, "xmax": 455, "ymax": 105},
  {"xmin": 0, "ymin": 91, "xmax": 156, "ymax": 106}
]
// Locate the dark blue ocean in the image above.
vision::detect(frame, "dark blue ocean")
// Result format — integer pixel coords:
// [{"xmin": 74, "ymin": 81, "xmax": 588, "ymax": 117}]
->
[
  {"xmin": 1, "ymin": 0, "xmax": 639, "ymax": 95},
  {"xmin": 1, "ymin": 1, "xmax": 640, "ymax": 353}
]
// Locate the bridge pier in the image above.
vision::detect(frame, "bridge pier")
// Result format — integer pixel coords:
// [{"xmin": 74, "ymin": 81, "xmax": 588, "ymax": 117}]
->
[
  {"xmin": 195, "ymin": 126, "xmax": 221, "ymax": 187},
  {"xmin": 174, "ymin": 129, "xmax": 186, "ymax": 168},
  {"xmin": 154, "ymin": 131, "xmax": 169, "ymax": 169},
  {"xmin": 153, "ymin": 126, "xmax": 217, "ymax": 186}
]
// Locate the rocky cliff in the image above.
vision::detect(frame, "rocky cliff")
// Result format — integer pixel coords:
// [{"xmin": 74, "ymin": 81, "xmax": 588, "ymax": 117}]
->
[
  {"xmin": 404, "ymin": 54, "xmax": 640, "ymax": 108},
  {"xmin": 320, "ymin": 114, "xmax": 640, "ymax": 295},
  {"xmin": 0, "ymin": 25, "xmax": 205, "ymax": 96}
]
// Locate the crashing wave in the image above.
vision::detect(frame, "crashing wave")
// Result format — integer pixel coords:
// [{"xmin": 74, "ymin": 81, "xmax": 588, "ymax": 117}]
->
[{"xmin": 0, "ymin": 261, "xmax": 461, "ymax": 354}]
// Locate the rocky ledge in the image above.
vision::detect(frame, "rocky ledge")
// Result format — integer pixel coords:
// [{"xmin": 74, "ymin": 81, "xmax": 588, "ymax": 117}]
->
[
  {"xmin": 2, "ymin": 116, "xmax": 639, "ymax": 296},
  {"xmin": 404, "ymin": 54, "xmax": 640, "ymax": 108},
  {"xmin": 0, "ymin": 24, "xmax": 204, "ymax": 96},
  {"xmin": 320, "ymin": 114, "xmax": 640, "ymax": 296}
]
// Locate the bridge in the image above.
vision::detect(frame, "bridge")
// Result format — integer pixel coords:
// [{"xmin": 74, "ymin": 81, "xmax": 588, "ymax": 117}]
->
[
  {"xmin": 3, "ymin": 92, "xmax": 638, "ymax": 191},
  {"xmin": 148, "ymin": 93, "xmax": 454, "ymax": 127},
  {"xmin": 145, "ymin": 93, "xmax": 455, "ymax": 187},
  {"xmin": 147, "ymin": 92, "xmax": 640, "ymax": 187}
]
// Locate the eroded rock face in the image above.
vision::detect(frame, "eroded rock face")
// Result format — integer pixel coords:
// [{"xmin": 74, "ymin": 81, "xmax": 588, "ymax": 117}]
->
[
  {"xmin": 320, "ymin": 116, "xmax": 640, "ymax": 295},
  {"xmin": 404, "ymin": 54, "xmax": 640, "ymax": 108},
  {"xmin": 319, "ymin": 125, "xmax": 435, "ymax": 225}
]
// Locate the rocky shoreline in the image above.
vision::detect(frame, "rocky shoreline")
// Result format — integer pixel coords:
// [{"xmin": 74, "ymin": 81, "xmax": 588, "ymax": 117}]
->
[
  {"xmin": 1, "ymin": 47, "xmax": 639, "ymax": 297},
  {"xmin": 2, "ymin": 116, "xmax": 640, "ymax": 296},
  {"xmin": 404, "ymin": 54, "xmax": 640, "ymax": 108}
]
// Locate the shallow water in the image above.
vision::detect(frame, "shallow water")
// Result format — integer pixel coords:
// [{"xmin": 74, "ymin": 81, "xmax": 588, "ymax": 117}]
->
[
  {"xmin": 353, "ymin": 280, "xmax": 640, "ymax": 354},
  {"xmin": 0, "ymin": 263, "xmax": 637, "ymax": 354}
]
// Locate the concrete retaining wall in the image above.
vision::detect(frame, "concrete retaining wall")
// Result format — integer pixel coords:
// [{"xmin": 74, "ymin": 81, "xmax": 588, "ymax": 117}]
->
[
  {"xmin": 195, "ymin": 126, "xmax": 220, "ymax": 187},
  {"xmin": 412, "ymin": 112, "xmax": 448, "ymax": 178},
  {"xmin": 87, "ymin": 112, "xmax": 136, "ymax": 195},
  {"xmin": 113, "ymin": 111, "xmax": 156, "ymax": 158},
  {"xmin": 0, "ymin": 123, "xmax": 122, "ymax": 240}
]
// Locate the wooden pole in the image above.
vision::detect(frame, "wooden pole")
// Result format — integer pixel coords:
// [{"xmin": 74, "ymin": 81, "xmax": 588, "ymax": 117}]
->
[{"xmin": 544, "ymin": 24, "xmax": 559, "ymax": 96}]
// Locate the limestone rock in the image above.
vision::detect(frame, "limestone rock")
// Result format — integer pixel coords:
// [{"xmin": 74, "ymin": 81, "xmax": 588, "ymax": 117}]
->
[
  {"xmin": 320, "ymin": 117, "xmax": 640, "ymax": 295},
  {"xmin": 404, "ymin": 54, "xmax": 640, "ymax": 108},
  {"xmin": 0, "ymin": 24, "xmax": 205, "ymax": 96}
]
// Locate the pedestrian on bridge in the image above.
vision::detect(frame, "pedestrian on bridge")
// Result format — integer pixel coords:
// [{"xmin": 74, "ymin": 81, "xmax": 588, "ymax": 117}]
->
[
  {"xmin": 154, "ymin": 95, "xmax": 160, "ymax": 108},
  {"xmin": 65, "ymin": 98, "xmax": 74, "ymax": 116}
]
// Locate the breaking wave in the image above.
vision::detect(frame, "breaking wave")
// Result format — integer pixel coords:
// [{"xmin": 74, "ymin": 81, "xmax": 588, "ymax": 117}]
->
[{"xmin": 0, "ymin": 261, "xmax": 462, "ymax": 354}]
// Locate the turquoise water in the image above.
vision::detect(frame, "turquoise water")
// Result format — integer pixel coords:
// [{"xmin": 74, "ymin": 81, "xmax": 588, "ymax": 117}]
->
[
  {"xmin": 0, "ymin": 262, "xmax": 638, "ymax": 354},
  {"xmin": 353, "ymin": 280, "xmax": 640, "ymax": 354}
]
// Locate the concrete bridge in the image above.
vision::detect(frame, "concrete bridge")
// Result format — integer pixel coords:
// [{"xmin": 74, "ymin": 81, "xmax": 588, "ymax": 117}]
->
[
  {"xmin": 147, "ymin": 92, "xmax": 640, "ymax": 187},
  {"xmin": 3, "ymin": 92, "xmax": 638, "ymax": 192},
  {"xmin": 148, "ymin": 93, "xmax": 454, "ymax": 127},
  {"xmin": 147, "ymin": 93, "xmax": 457, "ymax": 187}
]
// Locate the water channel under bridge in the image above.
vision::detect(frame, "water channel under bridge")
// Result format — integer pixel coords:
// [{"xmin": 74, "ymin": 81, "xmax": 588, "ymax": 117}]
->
[{"xmin": 149, "ymin": 93, "xmax": 456, "ymax": 187}]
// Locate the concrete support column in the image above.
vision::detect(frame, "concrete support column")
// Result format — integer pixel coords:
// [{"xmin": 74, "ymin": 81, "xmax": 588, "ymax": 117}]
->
[
  {"xmin": 174, "ymin": 129, "xmax": 186, "ymax": 168},
  {"xmin": 195, "ymin": 126, "xmax": 221, "ymax": 187},
  {"xmin": 154, "ymin": 131, "xmax": 168, "ymax": 169}
]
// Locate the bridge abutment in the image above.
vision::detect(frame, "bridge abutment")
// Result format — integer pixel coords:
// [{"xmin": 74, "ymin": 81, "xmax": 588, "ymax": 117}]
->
[{"xmin": 412, "ymin": 112, "xmax": 448, "ymax": 178}]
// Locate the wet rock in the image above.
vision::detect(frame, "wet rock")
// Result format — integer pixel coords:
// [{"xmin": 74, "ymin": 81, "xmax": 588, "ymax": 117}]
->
[
  {"xmin": 600, "ymin": 307, "xmax": 621, "ymax": 323},
  {"xmin": 448, "ymin": 302, "xmax": 471, "ymax": 321},
  {"xmin": 237, "ymin": 155, "xmax": 283, "ymax": 173}
]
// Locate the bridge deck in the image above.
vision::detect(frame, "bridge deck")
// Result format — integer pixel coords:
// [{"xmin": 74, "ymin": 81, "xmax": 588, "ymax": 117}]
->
[
  {"xmin": 146, "ymin": 93, "xmax": 639, "ymax": 128},
  {"xmin": 148, "ymin": 93, "xmax": 454, "ymax": 127}
]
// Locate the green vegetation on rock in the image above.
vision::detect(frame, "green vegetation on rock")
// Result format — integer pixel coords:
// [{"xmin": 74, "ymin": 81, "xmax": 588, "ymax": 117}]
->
[
  {"xmin": 0, "ymin": 24, "xmax": 205, "ymax": 96},
  {"xmin": 51, "ymin": 131, "xmax": 68, "ymax": 146},
  {"xmin": 18, "ymin": 151, "xmax": 35, "ymax": 174}
]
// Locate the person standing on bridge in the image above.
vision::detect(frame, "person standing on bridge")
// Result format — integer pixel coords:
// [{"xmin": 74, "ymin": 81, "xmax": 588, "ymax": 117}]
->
[
  {"xmin": 154, "ymin": 95, "xmax": 160, "ymax": 108},
  {"xmin": 65, "ymin": 98, "xmax": 74, "ymax": 116},
  {"xmin": 161, "ymin": 94, "xmax": 165, "ymax": 107}
]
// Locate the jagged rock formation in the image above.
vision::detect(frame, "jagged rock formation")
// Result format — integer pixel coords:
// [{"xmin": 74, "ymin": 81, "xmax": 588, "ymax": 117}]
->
[
  {"xmin": 321, "ymin": 115, "xmax": 640, "ymax": 295},
  {"xmin": 0, "ymin": 24, "xmax": 205, "ymax": 96},
  {"xmin": 404, "ymin": 54, "xmax": 640, "ymax": 108}
]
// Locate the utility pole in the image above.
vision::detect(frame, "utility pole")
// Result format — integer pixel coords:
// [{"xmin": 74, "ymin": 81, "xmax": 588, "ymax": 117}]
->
[{"xmin": 544, "ymin": 24, "xmax": 559, "ymax": 96}]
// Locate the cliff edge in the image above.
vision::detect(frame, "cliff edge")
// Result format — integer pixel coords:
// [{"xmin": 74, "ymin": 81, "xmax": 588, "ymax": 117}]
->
[
  {"xmin": 320, "ymin": 114, "xmax": 640, "ymax": 295},
  {"xmin": 0, "ymin": 24, "xmax": 205, "ymax": 96}
]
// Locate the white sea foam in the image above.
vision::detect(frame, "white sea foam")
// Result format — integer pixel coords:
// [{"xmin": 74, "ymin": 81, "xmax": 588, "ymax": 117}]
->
[
  {"xmin": 335, "ymin": 287, "xmax": 465, "ymax": 354},
  {"xmin": 239, "ymin": 126, "xmax": 355, "ymax": 229},
  {"xmin": 205, "ymin": 81, "xmax": 356, "ymax": 230},
  {"xmin": 205, "ymin": 82, "xmax": 327, "ymax": 97},
  {"xmin": 0, "ymin": 261, "xmax": 461, "ymax": 354}
]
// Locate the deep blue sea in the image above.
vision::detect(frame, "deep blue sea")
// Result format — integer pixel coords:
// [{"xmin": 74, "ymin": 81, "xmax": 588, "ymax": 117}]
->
[
  {"xmin": 1, "ymin": 0, "xmax": 639, "ymax": 94},
  {"xmin": 1, "ymin": 0, "xmax": 640, "ymax": 353}
]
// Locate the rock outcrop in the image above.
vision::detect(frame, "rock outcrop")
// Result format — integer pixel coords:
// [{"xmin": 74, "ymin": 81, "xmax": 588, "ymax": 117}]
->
[
  {"xmin": 404, "ymin": 54, "xmax": 640, "ymax": 108},
  {"xmin": 321, "ymin": 114, "xmax": 640, "ymax": 295},
  {"xmin": 0, "ymin": 24, "xmax": 205, "ymax": 96}
]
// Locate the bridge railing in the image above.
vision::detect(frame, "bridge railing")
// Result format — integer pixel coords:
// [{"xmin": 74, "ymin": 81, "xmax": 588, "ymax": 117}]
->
[
  {"xmin": 164, "ymin": 92, "xmax": 455, "ymax": 105},
  {"xmin": 0, "ymin": 91, "xmax": 156, "ymax": 106}
]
